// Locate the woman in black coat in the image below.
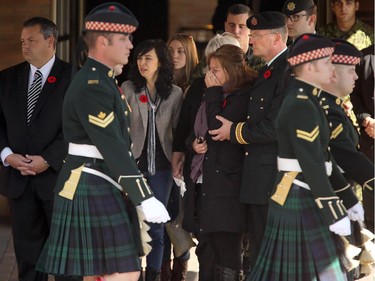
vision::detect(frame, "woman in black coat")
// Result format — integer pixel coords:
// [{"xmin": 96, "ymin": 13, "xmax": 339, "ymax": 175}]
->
[{"xmin": 191, "ymin": 44, "xmax": 257, "ymax": 280}]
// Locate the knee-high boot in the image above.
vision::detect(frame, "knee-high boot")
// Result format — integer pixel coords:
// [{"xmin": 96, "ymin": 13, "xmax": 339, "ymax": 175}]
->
[{"xmin": 171, "ymin": 257, "xmax": 188, "ymax": 281}]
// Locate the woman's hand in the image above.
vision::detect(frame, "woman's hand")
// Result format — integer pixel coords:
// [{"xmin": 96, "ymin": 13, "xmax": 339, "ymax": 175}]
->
[
  {"xmin": 192, "ymin": 137, "xmax": 207, "ymax": 154},
  {"xmin": 205, "ymin": 70, "xmax": 221, "ymax": 88}
]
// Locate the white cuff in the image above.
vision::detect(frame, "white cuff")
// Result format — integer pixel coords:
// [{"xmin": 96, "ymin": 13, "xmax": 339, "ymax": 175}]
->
[{"xmin": 1, "ymin": 147, "xmax": 13, "ymax": 166}]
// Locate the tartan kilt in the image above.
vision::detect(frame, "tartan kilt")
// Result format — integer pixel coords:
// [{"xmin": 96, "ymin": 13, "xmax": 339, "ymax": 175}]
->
[
  {"xmin": 247, "ymin": 185, "xmax": 348, "ymax": 281},
  {"xmin": 37, "ymin": 165, "xmax": 141, "ymax": 277}
]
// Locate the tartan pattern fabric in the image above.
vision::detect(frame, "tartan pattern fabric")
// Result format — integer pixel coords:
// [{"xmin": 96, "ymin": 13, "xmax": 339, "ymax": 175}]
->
[
  {"xmin": 331, "ymin": 54, "xmax": 361, "ymax": 65},
  {"xmin": 288, "ymin": 47, "xmax": 334, "ymax": 66},
  {"xmin": 27, "ymin": 70, "xmax": 42, "ymax": 123},
  {"xmin": 247, "ymin": 185, "xmax": 348, "ymax": 281},
  {"xmin": 37, "ymin": 164, "xmax": 140, "ymax": 276},
  {"xmin": 85, "ymin": 21, "xmax": 136, "ymax": 33}
]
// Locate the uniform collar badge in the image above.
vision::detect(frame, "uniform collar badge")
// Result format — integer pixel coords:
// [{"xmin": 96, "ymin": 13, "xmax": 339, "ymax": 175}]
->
[{"xmin": 108, "ymin": 69, "xmax": 115, "ymax": 78}]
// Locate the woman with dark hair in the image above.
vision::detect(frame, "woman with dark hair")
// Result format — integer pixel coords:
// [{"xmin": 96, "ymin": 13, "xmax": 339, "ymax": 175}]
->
[
  {"xmin": 121, "ymin": 39, "xmax": 183, "ymax": 281},
  {"xmin": 192, "ymin": 44, "xmax": 257, "ymax": 280}
]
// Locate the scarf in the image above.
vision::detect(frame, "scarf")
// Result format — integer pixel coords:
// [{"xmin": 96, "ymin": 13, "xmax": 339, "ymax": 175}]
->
[
  {"xmin": 146, "ymin": 87, "xmax": 160, "ymax": 175},
  {"xmin": 190, "ymin": 101, "xmax": 208, "ymax": 183}
]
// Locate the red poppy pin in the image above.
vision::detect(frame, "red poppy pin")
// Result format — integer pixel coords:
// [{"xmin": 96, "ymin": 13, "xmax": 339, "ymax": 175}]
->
[
  {"xmin": 263, "ymin": 70, "xmax": 271, "ymax": 79},
  {"xmin": 139, "ymin": 94, "xmax": 148, "ymax": 103},
  {"xmin": 47, "ymin": 76, "xmax": 56, "ymax": 83},
  {"xmin": 222, "ymin": 99, "xmax": 227, "ymax": 108}
]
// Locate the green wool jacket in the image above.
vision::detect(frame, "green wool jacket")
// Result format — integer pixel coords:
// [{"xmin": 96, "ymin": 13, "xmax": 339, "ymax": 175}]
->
[{"xmin": 56, "ymin": 58, "xmax": 153, "ymax": 205}]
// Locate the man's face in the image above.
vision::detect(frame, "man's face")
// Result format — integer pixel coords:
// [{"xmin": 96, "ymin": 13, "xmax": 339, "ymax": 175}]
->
[
  {"xmin": 333, "ymin": 64, "xmax": 358, "ymax": 96},
  {"xmin": 225, "ymin": 13, "xmax": 250, "ymax": 52},
  {"xmin": 331, "ymin": 0, "xmax": 359, "ymax": 25},
  {"xmin": 286, "ymin": 12, "xmax": 315, "ymax": 39},
  {"xmin": 310, "ymin": 56, "xmax": 336, "ymax": 87},
  {"xmin": 21, "ymin": 24, "xmax": 54, "ymax": 67},
  {"xmin": 249, "ymin": 29, "xmax": 277, "ymax": 61},
  {"xmin": 106, "ymin": 33, "xmax": 133, "ymax": 66}
]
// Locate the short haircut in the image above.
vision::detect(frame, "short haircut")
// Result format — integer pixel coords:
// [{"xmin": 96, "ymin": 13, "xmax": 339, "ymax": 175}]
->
[
  {"xmin": 306, "ymin": 4, "xmax": 318, "ymax": 16},
  {"xmin": 83, "ymin": 31, "xmax": 114, "ymax": 49},
  {"xmin": 23, "ymin": 17, "xmax": 58, "ymax": 48},
  {"xmin": 271, "ymin": 25, "xmax": 289, "ymax": 43},
  {"xmin": 226, "ymin": 3, "xmax": 253, "ymax": 18},
  {"xmin": 204, "ymin": 32, "xmax": 240, "ymax": 58}
]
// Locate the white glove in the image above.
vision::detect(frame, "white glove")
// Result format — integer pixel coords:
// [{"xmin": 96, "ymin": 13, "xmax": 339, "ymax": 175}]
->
[
  {"xmin": 139, "ymin": 197, "xmax": 170, "ymax": 223},
  {"xmin": 347, "ymin": 202, "xmax": 364, "ymax": 222},
  {"xmin": 173, "ymin": 176, "xmax": 186, "ymax": 197},
  {"xmin": 329, "ymin": 216, "xmax": 351, "ymax": 236}
]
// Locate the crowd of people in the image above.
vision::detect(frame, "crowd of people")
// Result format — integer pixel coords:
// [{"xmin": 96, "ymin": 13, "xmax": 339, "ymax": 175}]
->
[{"xmin": 0, "ymin": 0, "xmax": 373, "ymax": 281}]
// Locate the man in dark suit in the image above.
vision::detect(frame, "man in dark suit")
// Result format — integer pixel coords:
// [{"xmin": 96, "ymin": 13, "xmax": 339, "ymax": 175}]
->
[
  {"xmin": 0, "ymin": 17, "xmax": 73, "ymax": 281},
  {"xmin": 208, "ymin": 11, "xmax": 289, "ymax": 273}
]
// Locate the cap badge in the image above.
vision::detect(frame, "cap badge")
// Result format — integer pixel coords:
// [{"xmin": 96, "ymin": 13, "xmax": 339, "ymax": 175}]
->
[
  {"xmin": 251, "ymin": 17, "xmax": 258, "ymax": 26},
  {"xmin": 287, "ymin": 2, "xmax": 296, "ymax": 11},
  {"xmin": 108, "ymin": 5, "xmax": 116, "ymax": 11}
]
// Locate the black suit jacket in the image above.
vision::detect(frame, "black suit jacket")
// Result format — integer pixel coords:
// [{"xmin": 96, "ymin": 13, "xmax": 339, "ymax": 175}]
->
[
  {"xmin": 0, "ymin": 58, "xmax": 72, "ymax": 200},
  {"xmin": 230, "ymin": 49, "xmax": 289, "ymax": 205}
]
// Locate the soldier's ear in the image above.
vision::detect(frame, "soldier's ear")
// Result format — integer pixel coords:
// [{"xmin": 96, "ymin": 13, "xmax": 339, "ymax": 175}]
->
[
  {"xmin": 355, "ymin": 1, "xmax": 359, "ymax": 11},
  {"xmin": 308, "ymin": 14, "xmax": 317, "ymax": 26}
]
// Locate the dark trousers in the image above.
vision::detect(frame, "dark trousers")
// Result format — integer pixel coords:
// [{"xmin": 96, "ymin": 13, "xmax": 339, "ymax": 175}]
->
[
  {"xmin": 194, "ymin": 232, "xmax": 215, "ymax": 281},
  {"xmin": 202, "ymin": 231, "xmax": 243, "ymax": 270},
  {"xmin": 8, "ymin": 182, "xmax": 81, "ymax": 281},
  {"xmin": 245, "ymin": 204, "xmax": 268, "ymax": 269}
]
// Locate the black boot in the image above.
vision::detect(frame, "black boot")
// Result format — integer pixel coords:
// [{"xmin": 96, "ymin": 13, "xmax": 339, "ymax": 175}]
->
[{"xmin": 145, "ymin": 267, "xmax": 161, "ymax": 281}]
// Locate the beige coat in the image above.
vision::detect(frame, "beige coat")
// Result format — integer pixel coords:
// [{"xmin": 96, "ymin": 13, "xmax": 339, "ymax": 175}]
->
[{"xmin": 121, "ymin": 80, "xmax": 183, "ymax": 162}]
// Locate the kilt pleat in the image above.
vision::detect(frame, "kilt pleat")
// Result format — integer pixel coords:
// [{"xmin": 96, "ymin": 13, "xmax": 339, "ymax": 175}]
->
[
  {"xmin": 247, "ymin": 185, "xmax": 348, "ymax": 281},
  {"xmin": 37, "ymin": 167, "xmax": 141, "ymax": 276}
]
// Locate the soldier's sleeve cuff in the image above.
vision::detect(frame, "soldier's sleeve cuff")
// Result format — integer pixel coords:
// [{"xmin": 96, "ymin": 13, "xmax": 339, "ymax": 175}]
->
[
  {"xmin": 315, "ymin": 196, "xmax": 347, "ymax": 225},
  {"xmin": 233, "ymin": 122, "xmax": 248, "ymax": 145},
  {"xmin": 334, "ymin": 183, "xmax": 359, "ymax": 210},
  {"xmin": 118, "ymin": 175, "xmax": 153, "ymax": 205}
]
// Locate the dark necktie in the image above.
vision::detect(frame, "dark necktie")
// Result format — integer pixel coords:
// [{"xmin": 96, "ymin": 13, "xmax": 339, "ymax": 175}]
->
[{"xmin": 27, "ymin": 70, "xmax": 42, "ymax": 123}]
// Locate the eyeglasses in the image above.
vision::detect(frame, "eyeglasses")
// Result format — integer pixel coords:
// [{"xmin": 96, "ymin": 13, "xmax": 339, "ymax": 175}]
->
[
  {"xmin": 249, "ymin": 32, "xmax": 277, "ymax": 40},
  {"xmin": 286, "ymin": 14, "xmax": 309, "ymax": 22}
]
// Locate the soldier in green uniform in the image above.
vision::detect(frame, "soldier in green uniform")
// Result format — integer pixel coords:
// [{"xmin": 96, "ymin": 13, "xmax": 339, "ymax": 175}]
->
[
  {"xmin": 319, "ymin": 39, "xmax": 373, "ymax": 227},
  {"xmin": 318, "ymin": 0, "xmax": 373, "ymax": 51},
  {"xmin": 36, "ymin": 3, "xmax": 169, "ymax": 281},
  {"xmin": 247, "ymin": 34, "xmax": 360, "ymax": 281}
]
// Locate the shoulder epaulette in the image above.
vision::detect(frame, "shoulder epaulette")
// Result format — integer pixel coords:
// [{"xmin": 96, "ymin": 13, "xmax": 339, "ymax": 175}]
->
[{"xmin": 87, "ymin": 66, "xmax": 100, "ymax": 85}]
